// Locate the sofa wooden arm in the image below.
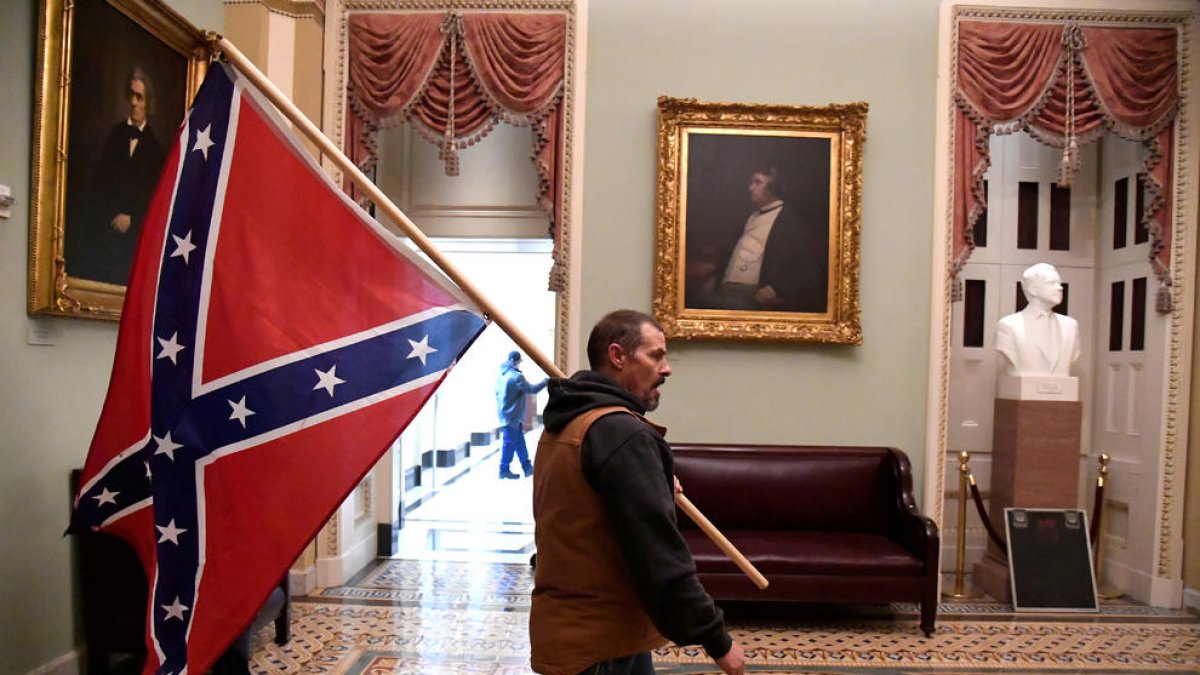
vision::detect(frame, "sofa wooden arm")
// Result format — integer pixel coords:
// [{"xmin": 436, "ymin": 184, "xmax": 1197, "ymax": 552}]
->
[{"xmin": 887, "ymin": 448, "xmax": 941, "ymax": 559}]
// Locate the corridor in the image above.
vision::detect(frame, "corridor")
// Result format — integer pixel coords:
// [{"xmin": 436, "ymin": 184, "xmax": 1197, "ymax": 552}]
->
[{"xmin": 394, "ymin": 428, "xmax": 541, "ymax": 565}]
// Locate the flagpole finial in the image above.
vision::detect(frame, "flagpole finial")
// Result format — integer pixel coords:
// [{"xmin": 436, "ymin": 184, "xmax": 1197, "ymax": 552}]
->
[{"xmin": 203, "ymin": 30, "xmax": 223, "ymax": 52}]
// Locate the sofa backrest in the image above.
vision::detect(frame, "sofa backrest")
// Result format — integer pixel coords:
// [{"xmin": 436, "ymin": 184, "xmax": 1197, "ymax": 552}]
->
[{"xmin": 671, "ymin": 444, "xmax": 906, "ymax": 534}]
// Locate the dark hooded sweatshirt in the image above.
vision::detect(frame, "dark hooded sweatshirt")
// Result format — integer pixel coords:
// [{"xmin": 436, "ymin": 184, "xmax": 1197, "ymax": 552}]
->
[{"xmin": 539, "ymin": 370, "xmax": 732, "ymax": 658}]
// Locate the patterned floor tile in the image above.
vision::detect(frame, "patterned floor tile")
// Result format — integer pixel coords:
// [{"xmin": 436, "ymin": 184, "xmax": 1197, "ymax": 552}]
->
[{"xmin": 248, "ymin": 559, "xmax": 1200, "ymax": 674}]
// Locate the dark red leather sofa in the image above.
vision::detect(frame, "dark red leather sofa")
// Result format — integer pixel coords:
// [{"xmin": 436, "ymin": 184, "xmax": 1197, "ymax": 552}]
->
[{"xmin": 672, "ymin": 444, "xmax": 939, "ymax": 636}]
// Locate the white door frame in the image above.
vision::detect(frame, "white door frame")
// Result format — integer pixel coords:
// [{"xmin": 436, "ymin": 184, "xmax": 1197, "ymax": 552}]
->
[
  {"xmin": 927, "ymin": 0, "xmax": 1199, "ymax": 606},
  {"xmin": 313, "ymin": 0, "xmax": 588, "ymax": 586}
]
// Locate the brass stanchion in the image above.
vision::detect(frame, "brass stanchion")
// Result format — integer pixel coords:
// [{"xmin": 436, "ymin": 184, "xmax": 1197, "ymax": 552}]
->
[
  {"xmin": 1093, "ymin": 453, "xmax": 1122, "ymax": 600},
  {"xmin": 943, "ymin": 451, "xmax": 978, "ymax": 599}
]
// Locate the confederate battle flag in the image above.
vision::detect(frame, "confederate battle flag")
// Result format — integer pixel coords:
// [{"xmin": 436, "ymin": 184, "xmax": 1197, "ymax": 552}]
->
[{"xmin": 68, "ymin": 62, "xmax": 486, "ymax": 673}]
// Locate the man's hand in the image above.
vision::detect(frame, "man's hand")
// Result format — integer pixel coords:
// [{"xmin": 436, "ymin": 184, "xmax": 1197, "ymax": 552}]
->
[
  {"xmin": 110, "ymin": 213, "xmax": 132, "ymax": 233},
  {"xmin": 714, "ymin": 642, "xmax": 745, "ymax": 675},
  {"xmin": 754, "ymin": 285, "xmax": 781, "ymax": 308},
  {"xmin": 673, "ymin": 475, "xmax": 683, "ymax": 494}
]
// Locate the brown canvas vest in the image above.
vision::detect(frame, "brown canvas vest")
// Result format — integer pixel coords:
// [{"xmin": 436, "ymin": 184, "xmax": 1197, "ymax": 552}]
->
[{"xmin": 529, "ymin": 406, "xmax": 667, "ymax": 675}]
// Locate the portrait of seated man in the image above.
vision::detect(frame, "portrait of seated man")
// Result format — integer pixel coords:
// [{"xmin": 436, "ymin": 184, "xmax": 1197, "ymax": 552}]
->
[
  {"xmin": 66, "ymin": 65, "xmax": 167, "ymax": 287},
  {"xmin": 686, "ymin": 162, "xmax": 829, "ymax": 314}
]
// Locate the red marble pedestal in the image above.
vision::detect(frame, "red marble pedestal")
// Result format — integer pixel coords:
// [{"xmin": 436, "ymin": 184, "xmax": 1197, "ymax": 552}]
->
[{"xmin": 973, "ymin": 397, "xmax": 1082, "ymax": 602}]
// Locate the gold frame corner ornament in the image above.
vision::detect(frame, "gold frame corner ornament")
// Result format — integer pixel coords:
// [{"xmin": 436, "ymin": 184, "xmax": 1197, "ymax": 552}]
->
[
  {"xmin": 29, "ymin": 0, "xmax": 210, "ymax": 320},
  {"xmin": 652, "ymin": 96, "xmax": 867, "ymax": 344}
]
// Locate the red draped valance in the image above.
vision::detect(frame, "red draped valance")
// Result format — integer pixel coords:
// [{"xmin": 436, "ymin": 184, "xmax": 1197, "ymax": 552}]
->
[
  {"xmin": 345, "ymin": 11, "xmax": 568, "ymax": 290},
  {"xmin": 953, "ymin": 21, "xmax": 1178, "ymax": 307}
]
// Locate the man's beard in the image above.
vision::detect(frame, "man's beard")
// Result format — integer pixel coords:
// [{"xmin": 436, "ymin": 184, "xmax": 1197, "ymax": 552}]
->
[{"xmin": 643, "ymin": 381, "xmax": 664, "ymax": 411}]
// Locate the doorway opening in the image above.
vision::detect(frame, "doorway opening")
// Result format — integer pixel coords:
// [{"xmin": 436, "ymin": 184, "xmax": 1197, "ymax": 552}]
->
[
  {"xmin": 392, "ymin": 238, "xmax": 555, "ymax": 564},
  {"xmin": 929, "ymin": 3, "xmax": 1195, "ymax": 607}
]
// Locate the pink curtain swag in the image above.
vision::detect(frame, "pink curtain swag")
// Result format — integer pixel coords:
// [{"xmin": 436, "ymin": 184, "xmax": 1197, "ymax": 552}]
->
[
  {"xmin": 953, "ymin": 21, "xmax": 1178, "ymax": 309},
  {"xmin": 346, "ymin": 11, "xmax": 569, "ymax": 291}
]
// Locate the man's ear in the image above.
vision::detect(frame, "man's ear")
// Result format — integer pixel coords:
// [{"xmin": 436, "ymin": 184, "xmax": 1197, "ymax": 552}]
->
[{"xmin": 607, "ymin": 342, "xmax": 625, "ymax": 369}]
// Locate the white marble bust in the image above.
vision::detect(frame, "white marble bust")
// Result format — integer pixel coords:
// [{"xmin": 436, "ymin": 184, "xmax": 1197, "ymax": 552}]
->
[{"xmin": 995, "ymin": 263, "xmax": 1080, "ymax": 377}]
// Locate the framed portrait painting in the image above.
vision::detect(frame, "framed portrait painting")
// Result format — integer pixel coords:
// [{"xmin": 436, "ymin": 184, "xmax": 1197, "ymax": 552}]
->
[
  {"xmin": 653, "ymin": 97, "xmax": 867, "ymax": 343},
  {"xmin": 30, "ymin": 0, "xmax": 209, "ymax": 319}
]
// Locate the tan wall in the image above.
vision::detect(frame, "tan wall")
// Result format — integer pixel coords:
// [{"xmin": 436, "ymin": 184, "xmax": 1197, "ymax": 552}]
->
[
  {"xmin": 224, "ymin": 4, "xmax": 271, "ymax": 69},
  {"xmin": 581, "ymin": 0, "xmax": 939, "ymax": 490}
]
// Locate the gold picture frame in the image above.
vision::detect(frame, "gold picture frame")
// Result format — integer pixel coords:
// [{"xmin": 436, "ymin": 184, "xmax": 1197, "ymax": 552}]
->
[
  {"xmin": 653, "ymin": 96, "xmax": 866, "ymax": 343},
  {"xmin": 30, "ymin": 0, "xmax": 210, "ymax": 320}
]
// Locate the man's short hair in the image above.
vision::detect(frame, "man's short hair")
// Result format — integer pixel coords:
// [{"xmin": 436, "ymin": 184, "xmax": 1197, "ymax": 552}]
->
[
  {"xmin": 128, "ymin": 66, "xmax": 155, "ymax": 116},
  {"xmin": 1019, "ymin": 263, "xmax": 1061, "ymax": 304},
  {"xmin": 751, "ymin": 163, "xmax": 783, "ymax": 200},
  {"xmin": 587, "ymin": 309, "xmax": 662, "ymax": 371},
  {"xmin": 1022, "ymin": 263, "xmax": 1057, "ymax": 288}
]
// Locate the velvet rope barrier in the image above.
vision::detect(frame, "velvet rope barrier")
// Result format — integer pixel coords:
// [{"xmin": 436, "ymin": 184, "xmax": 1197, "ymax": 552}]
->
[{"xmin": 968, "ymin": 474, "xmax": 1007, "ymax": 555}]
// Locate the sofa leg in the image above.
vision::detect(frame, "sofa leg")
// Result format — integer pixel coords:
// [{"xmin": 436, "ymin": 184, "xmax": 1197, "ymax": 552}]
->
[
  {"xmin": 274, "ymin": 599, "xmax": 290, "ymax": 645},
  {"xmin": 274, "ymin": 575, "xmax": 291, "ymax": 645},
  {"xmin": 919, "ymin": 599, "xmax": 936, "ymax": 637}
]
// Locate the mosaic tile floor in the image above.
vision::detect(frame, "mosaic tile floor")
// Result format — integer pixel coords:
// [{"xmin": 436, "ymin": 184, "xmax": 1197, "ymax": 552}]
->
[
  {"xmin": 393, "ymin": 430, "xmax": 538, "ymax": 566},
  {"xmin": 248, "ymin": 559, "xmax": 1200, "ymax": 674}
]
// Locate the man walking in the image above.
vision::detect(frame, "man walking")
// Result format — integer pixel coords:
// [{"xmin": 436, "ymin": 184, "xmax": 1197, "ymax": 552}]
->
[
  {"xmin": 530, "ymin": 310, "xmax": 745, "ymax": 675},
  {"xmin": 496, "ymin": 351, "xmax": 547, "ymax": 479}
]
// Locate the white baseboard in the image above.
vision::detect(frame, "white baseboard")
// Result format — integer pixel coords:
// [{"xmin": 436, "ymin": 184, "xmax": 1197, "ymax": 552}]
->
[
  {"xmin": 290, "ymin": 564, "xmax": 317, "ymax": 595},
  {"xmin": 25, "ymin": 649, "xmax": 80, "ymax": 675},
  {"xmin": 1101, "ymin": 558, "xmax": 1175, "ymax": 606},
  {"xmin": 1184, "ymin": 586, "xmax": 1200, "ymax": 613},
  {"xmin": 1147, "ymin": 573, "xmax": 1184, "ymax": 607},
  {"xmin": 316, "ymin": 531, "xmax": 378, "ymax": 587},
  {"xmin": 343, "ymin": 530, "xmax": 378, "ymax": 582}
]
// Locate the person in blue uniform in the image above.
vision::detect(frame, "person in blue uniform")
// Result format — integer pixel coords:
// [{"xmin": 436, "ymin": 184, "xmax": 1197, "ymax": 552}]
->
[{"xmin": 496, "ymin": 351, "xmax": 547, "ymax": 479}]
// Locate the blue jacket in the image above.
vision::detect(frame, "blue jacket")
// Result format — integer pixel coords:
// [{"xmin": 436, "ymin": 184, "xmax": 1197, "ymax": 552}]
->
[{"xmin": 496, "ymin": 362, "xmax": 547, "ymax": 427}]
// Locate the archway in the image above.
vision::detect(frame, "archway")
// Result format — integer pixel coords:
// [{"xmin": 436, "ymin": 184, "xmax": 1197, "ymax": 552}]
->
[
  {"xmin": 928, "ymin": 1, "xmax": 1198, "ymax": 606},
  {"xmin": 313, "ymin": 0, "xmax": 586, "ymax": 584}
]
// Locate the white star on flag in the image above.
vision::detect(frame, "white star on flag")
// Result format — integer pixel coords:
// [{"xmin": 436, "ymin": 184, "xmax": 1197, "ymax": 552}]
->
[
  {"xmin": 162, "ymin": 597, "xmax": 189, "ymax": 621},
  {"xmin": 313, "ymin": 365, "xmax": 346, "ymax": 397},
  {"xmin": 406, "ymin": 335, "xmax": 437, "ymax": 366},
  {"xmin": 170, "ymin": 230, "xmax": 197, "ymax": 264},
  {"xmin": 156, "ymin": 519, "xmax": 189, "ymax": 545},
  {"xmin": 93, "ymin": 487, "xmax": 119, "ymax": 506},
  {"xmin": 229, "ymin": 396, "xmax": 255, "ymax": 428},
  {"xmin": 153, "ymin": 431, "xmax": 183, "ymax": 461},
  {"xmin": 156, "ymin": 332, "xmax": 186, "ymax": 365},
  {"xmin": 193, "ymin": 124, "xmax": 215, "ymax": 160}
]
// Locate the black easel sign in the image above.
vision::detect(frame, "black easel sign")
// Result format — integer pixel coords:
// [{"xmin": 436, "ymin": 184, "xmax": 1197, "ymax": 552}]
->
[{"xmin": 1005, "ymin": 508, "xmax": 1099, "ymax": 612}]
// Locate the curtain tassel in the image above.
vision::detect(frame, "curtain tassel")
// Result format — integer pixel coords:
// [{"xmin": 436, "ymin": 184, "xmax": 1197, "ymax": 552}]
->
[
  {"xmin": 1156, "ymin": 284, "xmax": 1173, "ymax": 313},
  {"xmin": 440, "ymin": 11, "xmax": 460, "ymax": 176},
  {"xmin": 951, "ymin": 276, "xmax": 964, "ymax": 303},
  {"xmin": 1057, "ymin": 25, "xmax": 1085, "ymax": 188}
]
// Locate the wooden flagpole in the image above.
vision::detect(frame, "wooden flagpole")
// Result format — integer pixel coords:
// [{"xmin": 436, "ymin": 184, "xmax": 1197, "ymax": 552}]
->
[{"xmin": 211, "ymin": 35, "xmax": 768, "ymax": 591}]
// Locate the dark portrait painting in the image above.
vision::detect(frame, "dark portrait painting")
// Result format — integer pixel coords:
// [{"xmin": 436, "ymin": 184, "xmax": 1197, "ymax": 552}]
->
[
  {"xmin": 653, "ymin": 97, "xmax": 864, "ymax": 343},
  {"xmin": 62, "ymin": 0, "xmax": 188, "ymax": 287},
  {"xmin": 682, "ymin": 132, "xmax": 832, "ymax": 314}
]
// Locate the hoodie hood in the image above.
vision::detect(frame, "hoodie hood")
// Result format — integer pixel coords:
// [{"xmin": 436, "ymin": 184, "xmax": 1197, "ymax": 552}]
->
[{"xmin": 542, "ymin": 370, "xmax": 645, "ymax": 433}]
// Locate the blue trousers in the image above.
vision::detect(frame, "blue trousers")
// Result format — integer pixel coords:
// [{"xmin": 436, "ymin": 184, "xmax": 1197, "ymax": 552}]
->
[{"xmin": 499, "ymin": 422, "xmax": 532, "ymax": 476}]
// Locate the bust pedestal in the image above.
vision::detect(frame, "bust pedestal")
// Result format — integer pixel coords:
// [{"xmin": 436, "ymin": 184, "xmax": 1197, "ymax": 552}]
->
[{"xmin": 973, "ymin": 375, "xmax": 1082, "ymax": 603}]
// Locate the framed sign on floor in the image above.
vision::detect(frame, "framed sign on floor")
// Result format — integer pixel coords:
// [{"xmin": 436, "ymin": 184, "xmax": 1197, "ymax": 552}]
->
[{"xmin": 1005, "ymin": 508, "xmax": 1099, "ymax": 612}]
